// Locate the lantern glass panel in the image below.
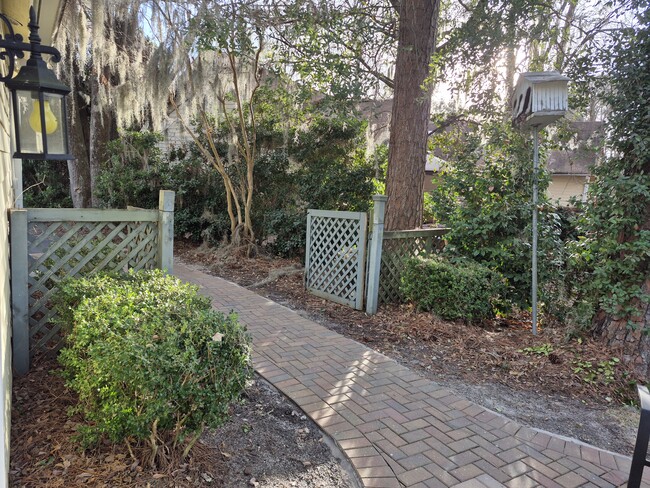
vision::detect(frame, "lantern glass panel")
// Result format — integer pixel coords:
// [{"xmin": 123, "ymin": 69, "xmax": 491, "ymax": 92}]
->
[
  {"xmin": 42, "ymin": 93, "xmax": 67, "ymax": 155},
  {"xmin": 13, "ymin": 90, "xmax": 69, "ymax": 158},
  {"xmin": 14, "ymin": 89, "xmax": 40, "ymax": 155}
]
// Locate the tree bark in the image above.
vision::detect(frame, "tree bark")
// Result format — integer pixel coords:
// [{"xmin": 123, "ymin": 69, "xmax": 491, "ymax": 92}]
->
[
  {"xmin": 67, "ymin": 86, "xmax": 92, "ymax": 208},
  {"xmin": 88, "ymin": 66, "xmax": 114, "ymax": 207},
  {"xmin": 384, "ymin": 0, "xmax": 440, "ymax": 231},
  {"xmin": 592, "ymin": 279, "xmax": 650, "ymax": 379}
]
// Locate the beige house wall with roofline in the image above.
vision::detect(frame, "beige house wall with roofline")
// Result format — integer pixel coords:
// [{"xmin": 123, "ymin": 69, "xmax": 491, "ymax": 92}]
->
[
  {"xmin": 548, "ymin": 174, "xmax": 589, "ymax": 206},
  {"xmin": 425, "ymin": 173, "xmax": 590, "ymax": 205}
]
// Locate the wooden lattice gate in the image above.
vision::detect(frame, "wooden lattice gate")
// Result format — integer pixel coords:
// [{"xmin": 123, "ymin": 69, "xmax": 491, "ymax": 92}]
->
[
  {"xmin": 10, "ymin": 191, "xmax": 174, "ymax": 375},
  {"xmin": 304, "ymin": 209, "xmax": 367, "ymax": 310}
]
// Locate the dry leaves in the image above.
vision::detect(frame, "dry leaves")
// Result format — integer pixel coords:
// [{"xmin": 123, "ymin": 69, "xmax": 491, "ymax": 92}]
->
[{"xmin": 10, "ymin": 359, "xmax": 225, "ymax": 487}]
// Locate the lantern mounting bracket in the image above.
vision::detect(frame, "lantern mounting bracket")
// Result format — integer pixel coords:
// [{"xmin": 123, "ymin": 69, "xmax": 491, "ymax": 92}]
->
[{"xmin": 0, "ymin": 6, "xmax": 62, "ymax": 84}]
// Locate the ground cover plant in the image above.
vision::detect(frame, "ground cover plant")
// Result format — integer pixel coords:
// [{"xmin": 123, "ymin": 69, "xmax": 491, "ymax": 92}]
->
[{"xmin": 54, "ymin": 270, "xmax": 252, "ymax": 468}]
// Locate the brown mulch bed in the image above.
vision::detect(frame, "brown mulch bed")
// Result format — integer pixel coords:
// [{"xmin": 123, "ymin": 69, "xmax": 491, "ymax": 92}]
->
[
  {"xmin": 10, "ymin": 357, "xmax": 225, "ymax": 487},
  {"xmin": 11, "ymin": 357, "xmax": 353, "ymax": 488}
]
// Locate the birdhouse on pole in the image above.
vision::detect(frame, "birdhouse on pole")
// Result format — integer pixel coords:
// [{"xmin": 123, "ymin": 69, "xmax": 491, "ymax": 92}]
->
[
  {"xmin": 511, "ymin": 70, "xmax": 570, "ymax": 336},
  {"xmin": 512, "ymin": 71, "xmax": 570, "ymax": 129}
]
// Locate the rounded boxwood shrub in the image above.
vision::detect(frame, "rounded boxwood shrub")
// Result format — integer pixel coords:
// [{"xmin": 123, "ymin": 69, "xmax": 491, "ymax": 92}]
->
[
  {"xmin": 54, "ymin": 270, "xmax": 252, "ymax": 463},
  {"xmin": 400, "ymin": 256, "xmax": 507, "ymax": 321}
]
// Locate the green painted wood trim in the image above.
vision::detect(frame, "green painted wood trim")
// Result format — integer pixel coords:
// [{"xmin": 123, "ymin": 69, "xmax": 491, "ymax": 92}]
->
[
  {"xmin": 354, "ymin": 213, "xmax": 368, "ymax": 311},
  {"xmin": 307, "ymin": 209, "xmax": 367, "ymax": 221},
  {"xmin": 26, "ymin": 208, "xmax": 158, "ymax": 222},
  {"xmin": 158, "ymin": 190, "xmax": 175, "ymax": 273},
  {"xmin": 366, "ymin": 196, "xmax": 386, "ymax": 315},
  {"xmin": 9, "ymin": 209, "xmax": 29, "ymax": 375}
]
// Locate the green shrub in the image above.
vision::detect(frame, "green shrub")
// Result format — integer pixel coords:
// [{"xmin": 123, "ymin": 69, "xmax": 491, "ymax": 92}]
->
[
  {"xmin": 400, "ymin": 256, "xmax": 507, "ymax": 321},
  {"xmin": 95, "ymin": 131, "xmax": 166, "ymax": 209},
  {"xmin": 22, "ymin": 159, "xmax": 73, "ymax": 208},
  {"xmin": 98, "ymin": 112, "xmax": 375, "ymax": 257},
  {"xmin": 427, "ymin": 123, "xmax": 566, "ymax": 308},
  {"xmin": 262, "ymin": 209, "xmax": 307, "ymax": 258},
  {"xmin": 55, "ymin": 270, "xmax": 252, "ymax": 463}
]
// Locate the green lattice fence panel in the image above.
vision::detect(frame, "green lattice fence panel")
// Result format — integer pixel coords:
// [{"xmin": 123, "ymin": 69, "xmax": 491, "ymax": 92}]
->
[
  {"xmin": 24, "ymin": 209, "xmax": 160, "ymax": 357},
  {"xmin": 378, "ymin": 228, "xmax": 448, "ymax": 304},
  {"xmin": 305, "ymin": 209, "xmax": 367, "ymax": 310}
]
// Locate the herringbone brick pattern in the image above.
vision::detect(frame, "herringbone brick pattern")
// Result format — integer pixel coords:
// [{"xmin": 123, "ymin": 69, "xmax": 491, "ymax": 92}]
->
[{"xmin": 175, "ymin": 262, "xmax": 649, "ymax": 488}]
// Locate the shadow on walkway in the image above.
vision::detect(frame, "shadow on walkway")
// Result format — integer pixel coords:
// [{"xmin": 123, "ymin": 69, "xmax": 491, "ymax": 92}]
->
[{"xmin": 175, "ymin": 262, "xmax": 649, "ymax": 488}]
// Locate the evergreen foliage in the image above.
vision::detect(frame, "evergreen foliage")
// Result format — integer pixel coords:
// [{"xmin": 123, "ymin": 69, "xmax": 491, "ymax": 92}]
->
[
  {"xmin": 22, "ymin": 160, "xmax": 73, "ymax": 208},
  {"xmin": 55, "ymin": 270, "xmax": 252, "ymax": 463},
  {"xmin": 95, "ymin": 131, "xmax": 167, "ymax": 209},
  {"xmin": 570, "ymin": 4, "xmax": 650, "ymax": 328},
  {"xmin": 427, "ymin": 123, "xmax": 565, "ymax": 307},
  {"xmin": 400, "ymin": 255, "xmax": 507, "ymax": 321},
  {"xmin": 94, "ymin": 101, "xmax": 375, "ymax": 257}
]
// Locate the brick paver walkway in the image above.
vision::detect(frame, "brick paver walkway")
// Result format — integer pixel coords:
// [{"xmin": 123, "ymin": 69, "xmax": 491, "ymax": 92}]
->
[{"xmin": 175, "ymin": 262, "xmax": 648, "ymax": 488}]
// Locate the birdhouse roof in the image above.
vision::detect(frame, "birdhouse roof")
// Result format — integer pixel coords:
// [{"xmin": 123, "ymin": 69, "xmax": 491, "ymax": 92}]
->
[{"xmin": 517, "ymin": 72, "xmax": 570, "ymax": 85}]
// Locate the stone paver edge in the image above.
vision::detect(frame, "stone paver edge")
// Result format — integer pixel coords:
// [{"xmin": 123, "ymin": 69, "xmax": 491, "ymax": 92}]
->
[{"xmin": 255, "ymin": 371, "xmax": 367, "ymax": 488}]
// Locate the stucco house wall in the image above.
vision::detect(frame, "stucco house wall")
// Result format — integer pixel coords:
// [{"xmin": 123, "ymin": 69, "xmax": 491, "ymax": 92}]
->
[
  {"xmin": 545, "ymin": 121, "xmax": 601, "ymax": 205},
  {"xmin": 548, "ymin": 174, "xmax": 589, "ymax": 205}
]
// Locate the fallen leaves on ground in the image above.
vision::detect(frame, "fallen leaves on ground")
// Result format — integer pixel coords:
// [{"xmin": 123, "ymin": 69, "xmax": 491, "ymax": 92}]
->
[{"xmin": 10, "ymin": 358, "xmax": 225, "ymax": 487}]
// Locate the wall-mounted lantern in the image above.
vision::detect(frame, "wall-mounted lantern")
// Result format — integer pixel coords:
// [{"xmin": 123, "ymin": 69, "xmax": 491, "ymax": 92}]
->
[
  {"xmin": 512, "ymin": 71, "xmax": 569, "ymax": 336},
  {"xmin": 0, "ymin": 6, "xmax": 72, "ymax": 160}
]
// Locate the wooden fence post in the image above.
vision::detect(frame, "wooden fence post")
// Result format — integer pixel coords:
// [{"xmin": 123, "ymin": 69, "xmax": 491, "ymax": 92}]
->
[
  {"xmin": 10, "ymin": 209, "xmax": 29, "ymax": 375},
  {"xmin": 158, "ymin": 190, "xmax": 175, "ymax": 274},
  {"xmin": 366, "ymin": 195, "xmax": 387, "ymax": 315}
]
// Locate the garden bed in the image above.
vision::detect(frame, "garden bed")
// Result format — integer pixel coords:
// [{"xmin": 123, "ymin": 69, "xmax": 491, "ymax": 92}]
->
[
  {"xmin": 177, "ymin": 242, "xmax": 643, "ymax": 457},
  {"xmin": 10, "ymin": 358, "xmax": 354, "ymax": 487}
]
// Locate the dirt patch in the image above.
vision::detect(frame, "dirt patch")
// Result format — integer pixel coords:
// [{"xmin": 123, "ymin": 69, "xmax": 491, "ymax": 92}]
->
[
  {"xmin": 176, "ymin": 242, "xmax": 643, "ymax": 456},
  {"xmin": 204, "ymin": 379, "xmax": 356, "ymax": 488},
  {"xmin": 10, "ymin": 357, "xmax": 355, "ymax": 488}
]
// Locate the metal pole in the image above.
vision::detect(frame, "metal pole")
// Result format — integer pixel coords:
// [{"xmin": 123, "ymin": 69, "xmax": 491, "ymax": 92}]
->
[{"xmin": 532, "ymin": 127, "xmax": 539, "ymax": 335}]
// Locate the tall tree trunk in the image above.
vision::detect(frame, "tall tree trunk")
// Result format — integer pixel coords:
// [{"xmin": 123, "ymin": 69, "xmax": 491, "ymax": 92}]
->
[
  {"xmin": 88, "ymin": 67, "xmax": 113, "ymax": 207},
  {"xmin": 592, "ymin": 279, "xmax": 650, "ymax": 378},
  {"xmin": 67, "ymin": 87, "xmax": 92, "ymax": 208},
  {"xmin": 384, "ymin": 0, "xmax": 440, "ymax": 231}
]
